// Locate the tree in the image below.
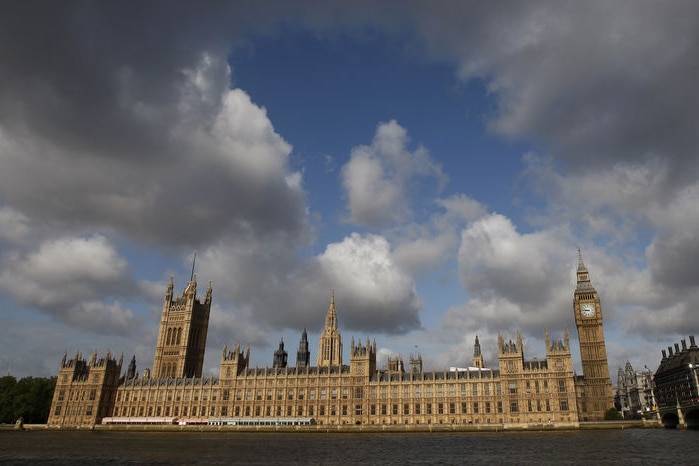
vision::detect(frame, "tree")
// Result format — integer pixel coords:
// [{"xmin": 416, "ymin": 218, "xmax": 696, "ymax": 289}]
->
[
  {"xmin": 604, "ymin": 407, "xmax": 623, "ymax": 421},
  {"xmin": 0, "ymin": 375, "xmax": 56, "ymax": 424}
]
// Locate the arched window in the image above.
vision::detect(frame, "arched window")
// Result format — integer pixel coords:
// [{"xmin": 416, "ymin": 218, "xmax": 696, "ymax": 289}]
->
[{"xmin": 166, "ymin": 328, "xmax": 172, "ymax": 345}]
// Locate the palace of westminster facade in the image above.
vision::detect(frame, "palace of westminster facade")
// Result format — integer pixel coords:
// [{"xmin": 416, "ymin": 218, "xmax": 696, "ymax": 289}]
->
[{"xmin": 48, "ymin": 253, "xmax": 614, "ymax": 428}]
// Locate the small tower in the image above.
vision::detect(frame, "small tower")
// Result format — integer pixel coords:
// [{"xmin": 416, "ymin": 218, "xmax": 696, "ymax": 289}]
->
[
  {"xmin": 350, "ymin": 337, "xmax": 377, "ymax": 376},
  {"xmin": 473, "ymin": 335, "xmax": 484, "ymax": 368},
  {"xmin": 409, "ymin": 352, "xmax": 423, "ymax": 376},
  {"xmin": 273, "ymin": 338, "xmax": 288, "ymax": 368},
  {"xmin": 317, "ymin": 291, "xmax": 342, "ymax": 367},
  {"xmin": 220, "ymin": 343, "xmax": 250, "ymax": 379},
  {"xmin": 48, "ymin": 351, "xmax": 122, "ymax": 427},
  {"xmin": 498, "ymin": 332, "xmax": 524, "ymax": 373},
  {"xmin": 296, "ymin": 328, "xmax": 311, "ymax": 369},
  {"xmin": 126, "ymin": 355, "xmax": 137, "ymax": 380}
]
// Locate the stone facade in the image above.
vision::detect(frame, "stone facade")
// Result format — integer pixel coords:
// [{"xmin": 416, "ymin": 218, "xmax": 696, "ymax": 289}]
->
[
  {"xmin": 48, "ymin": 256, "xmax": 612, "ymax": 428},
  {"xmin": 653, "ymin": 336, "xmax": 699, "ymax": 428},
  {"xmin": 615, "ymin": 361, "xmax": 656, "ymax": 419}
]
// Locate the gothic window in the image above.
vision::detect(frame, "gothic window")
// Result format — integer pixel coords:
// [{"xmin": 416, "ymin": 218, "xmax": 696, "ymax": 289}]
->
[
  {"xmin": 558, "ymin": 380, "xmax": 566, "ymax": 392},
  {"xmin": 166, "ymin": 328, "xmax": 172, "ymax": 345},
  {"xmin": 356, "ymin": 404, "xmax": 363, "ymax": 416},
  {"xmin": 509, "ymin": 381, "xmax": 517, "ymax": 395},
  {"xmin": 560, "ymin": 399, "xmax": 569, "ymax": 411},
  {"xmin": 510, "ymin": 401, "xmax": 518, "ymax": 412}
]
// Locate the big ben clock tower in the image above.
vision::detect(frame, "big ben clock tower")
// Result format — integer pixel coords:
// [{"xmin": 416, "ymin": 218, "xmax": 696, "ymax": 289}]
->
[{"xmin": 573, "ymin": 249, "xmax": 614, "ymax": 421}]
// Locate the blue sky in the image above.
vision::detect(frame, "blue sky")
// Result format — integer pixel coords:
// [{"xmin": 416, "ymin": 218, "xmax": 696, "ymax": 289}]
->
[{"xmin": 1, "ymin": 1, "xmax": 698, "ymax": 380}]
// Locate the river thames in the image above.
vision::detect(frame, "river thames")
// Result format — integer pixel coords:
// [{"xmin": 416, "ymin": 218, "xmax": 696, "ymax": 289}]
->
[{"xmin": 0, "ymin": 428, "xmax": 696, "ymax": 465}]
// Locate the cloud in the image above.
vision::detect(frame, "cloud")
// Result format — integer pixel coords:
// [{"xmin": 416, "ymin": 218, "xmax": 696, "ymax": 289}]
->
[
  {"xmin": 341, "ymin": 120, "xmax": 446, "ymax": 228},
  {"xmin": 448, "ymin": 213, "xmax": 574, "ymax": 334},
  {"xmin": 0, "ymin": 54, "xmax": 306, "ymax": 248},
  {"xmin": 0, "ymin": 235, "xmax": 139, "ymax": 334},
  {"xmin": 0, "ymin": 206, "xmax": 30, "ymax": 245},
  {"xmin": 317, "ymin": 232, "xmax": 422, "ymax": 333}
]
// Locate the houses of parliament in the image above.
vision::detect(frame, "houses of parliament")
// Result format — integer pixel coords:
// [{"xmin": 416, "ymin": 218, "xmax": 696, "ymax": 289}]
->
[{"xmin": 48, "ymin": 252, "xmax": 614, "ymax": 428}]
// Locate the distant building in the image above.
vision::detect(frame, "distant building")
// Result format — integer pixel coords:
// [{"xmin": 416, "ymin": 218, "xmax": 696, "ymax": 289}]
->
[
  {"xmin": 615, "ymin": 361, "xmax": 656, "ymax": 419},
  {"xmin": 654, "ymin": 336, "xmax": 699, "ymax": 428},
  {"xmin": 48, "ymin": 253, "xmax": 614, "ymax": 428}
]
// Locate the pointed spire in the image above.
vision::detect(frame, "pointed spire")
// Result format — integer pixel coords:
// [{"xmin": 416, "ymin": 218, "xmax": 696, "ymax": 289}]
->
[
  {"xmin": 190, "ymin": 251, "xmax": 197, "ymax": 282},
  {"xmin": 577, "ymin": 247, "xmax": 587, "ymax": 272},
  {"xmin": 576, "ymin": 248, "xmax": 596, "ymax": 291},
  {"xmin": 325, "ymin": 290, "xmax": 338, "ymax": 329}
]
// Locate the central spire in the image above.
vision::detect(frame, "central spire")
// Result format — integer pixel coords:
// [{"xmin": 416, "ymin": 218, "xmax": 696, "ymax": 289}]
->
[
  {"xmin": 317, "ymin": 291, "xmax": 342, "ymax": 367},
  {"xmin": 325, "ymin": 289, "xmax": 338, "ymax": 329}
]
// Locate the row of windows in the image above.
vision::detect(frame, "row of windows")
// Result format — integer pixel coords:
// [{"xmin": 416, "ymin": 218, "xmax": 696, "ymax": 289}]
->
[{"xmin": 111, "ymin": 398, "xmax": 570, "ymax": 420}]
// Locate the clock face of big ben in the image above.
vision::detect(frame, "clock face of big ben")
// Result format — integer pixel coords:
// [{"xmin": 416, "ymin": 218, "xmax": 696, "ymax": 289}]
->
[{"xmin": 580, "ymin": 302, "xmax": 596, "ymax": 318}]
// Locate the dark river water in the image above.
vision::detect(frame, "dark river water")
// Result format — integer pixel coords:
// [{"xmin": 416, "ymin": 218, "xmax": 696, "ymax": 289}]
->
[{"xmin": 0, "ymin": 429, "xmax": 696, "ymax": 465}]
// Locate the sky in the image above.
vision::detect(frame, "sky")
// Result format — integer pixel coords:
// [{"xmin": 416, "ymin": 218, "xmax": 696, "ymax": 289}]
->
[{"xmin": 1, "ymin": 1, "xmax": 698, "ymax": 381}]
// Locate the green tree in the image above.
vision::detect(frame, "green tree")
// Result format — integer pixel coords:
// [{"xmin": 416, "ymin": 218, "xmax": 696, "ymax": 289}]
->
[
  {"xmin": 604, "ymin": 407, "xmax": 623, "ymax": 421},
  {"xmin": 0, "ymin": 375, "xmax": 56, "ymax": 424}
]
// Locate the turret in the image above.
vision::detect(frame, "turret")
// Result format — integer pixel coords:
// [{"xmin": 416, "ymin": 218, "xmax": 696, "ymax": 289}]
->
[
  {"xmin": 296, "ymin": 328, "xmax": 311, "ymax": 369},
  {"xmin": 273, "ymin": 338, "xmax": 288, "ymax": 368},
  {"xmin": 473, "ymin": 335, "xmax": 484, "ymax": 368}
]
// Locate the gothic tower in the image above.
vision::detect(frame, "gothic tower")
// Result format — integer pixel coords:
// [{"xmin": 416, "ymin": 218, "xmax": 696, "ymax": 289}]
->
[
  {"xmin": 296, "ymin": 328, "xmax": 311, "ymax": 369},
  {"xmin": 273, "ymin": 338, "xmax": 288, "ymax": 368},
  {"xmin": 317, "ymin": 291, "xmax": 342, "ymax": 367},
  {"xmin": 573, "ymin": 249, "xmax": 614, "ymax": 420},
  {"xmin": 473, "ymin": 335, "xmax": 484, "ymax": 368},
  {"xmin": 152, "ymin": 275, "xmax": 212, "ymax": 378}
]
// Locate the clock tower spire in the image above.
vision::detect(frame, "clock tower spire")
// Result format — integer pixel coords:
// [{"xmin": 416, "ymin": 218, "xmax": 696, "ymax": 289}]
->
[{"xmin": 573, "ymin": 249, "xmax": 614, "ymax": 420}]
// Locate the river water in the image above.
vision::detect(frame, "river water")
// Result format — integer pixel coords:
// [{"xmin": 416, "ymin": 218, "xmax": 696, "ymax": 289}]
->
[{"xmin": 0, "ymin": 429, "xmax": 695, "ymax": 465}]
